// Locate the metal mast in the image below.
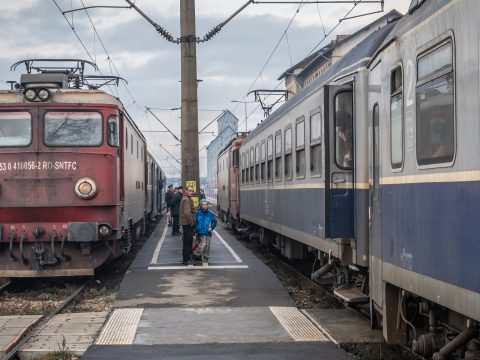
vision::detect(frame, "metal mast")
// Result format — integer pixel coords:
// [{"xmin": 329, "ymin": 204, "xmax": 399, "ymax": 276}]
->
[{"xmin": 180, "ymin": 0, "xmax": 200, "ymax": 192}]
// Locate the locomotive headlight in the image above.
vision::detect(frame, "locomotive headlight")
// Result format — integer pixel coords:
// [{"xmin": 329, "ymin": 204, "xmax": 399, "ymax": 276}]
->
[
  {"xmin": 37, "ymin": 88, "xmax": 50, "ymax": 101},
  {"xmin": 24, "ymin": 89, "xmax": 37, "ymax": 101},
  {"xmin": 98, "ymin": 224, "xmax": 112, "ymax": 238},
  {"xmin": 74, "ymin": 177, "xmax": 97, "ymax": 199}
]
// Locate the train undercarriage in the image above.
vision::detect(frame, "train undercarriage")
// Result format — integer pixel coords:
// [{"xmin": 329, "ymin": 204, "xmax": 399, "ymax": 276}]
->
[{"xmin": 227, "ymin": 215, "xmax": 480, "ymax": 360}]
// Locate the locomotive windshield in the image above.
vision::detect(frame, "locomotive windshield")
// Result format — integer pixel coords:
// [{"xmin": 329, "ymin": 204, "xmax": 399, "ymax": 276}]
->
[
  {"xmin": 0, "ymin": 111, "xmax": 32, "ymax": 147},
  {"xmin": 44, "ymin": 111, "xmax": 102, "ymax": 146}
]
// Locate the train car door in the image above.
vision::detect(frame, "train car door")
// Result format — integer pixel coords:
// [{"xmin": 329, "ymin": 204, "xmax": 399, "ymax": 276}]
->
[
  {"xmin": 230, "ymin": 147, "xmax": 240, "ymax": 217},
  {"xmin": 325, "ymin": 84, "xmax": 354, "ymax": 238}
]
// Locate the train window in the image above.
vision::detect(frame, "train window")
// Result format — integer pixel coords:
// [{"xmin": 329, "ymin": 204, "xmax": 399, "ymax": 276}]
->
[
  {"xmin": 136, "ymin": 141, "xmax": 139, "ymax": 159},
  {"xmin": 0, "ymin": 111, "xmax": 32, "ymax": 147},
  {"xmin": 296, "ymin": 118, "xmax": 305, "ymax": 178},
  {"xmin": 416, "ymin": 40, "xmax": 455, "ymax": 165},
  {"xmin": 131, "ymin": 134, "xmax": 133, "ymax": 154},
  {"xmin": 233, "ymin": 149, "xmax": 239, "ymax": 168},
  {"xmin": 261, "ymin": 141, "xmax": 266, "ymax": 182},
  {"xmin": 275, "ymin": 130, "xmax": 282, "ymax": 181},
  {"xmin": 284, "ymin": 126, "xmax": 292, "ymax": 180},
  {"xmin": 267, "ymin": 136, "xmax": 273, "ymax": 182},
  {"xmin": 373, "ymin": 103, "xmax": 380, "ymax": 202},
  {"xmin": 310, "ymin": 111, "xmax": 322, "ymax": 176},
  {"xmin": 255, "ymin": 144, "xmax": 260, "ymax": 183},
  {"xmin": 107, "ymin": 115, "xmax": 119, "ymax": 147},
  {"xmin": 125, "ymin": 128, "xmax": 128, "ymax": 150},
  {"xmin": 241, "ymin": 153, "xmax": 245, "ymax": 184},
  {"xmin": 245, "ymin": 152, "xmax": 249, "ymax": 184},
  {"xmin": 249, "ymin": 147, "xmax": 254, "ymax": 184},
  {"xmin": 390, "ymin": 66, "xmax": 403, "ymax": 169},
  {"xmin": 334, "ymin": 92, "xmax": 353, "ymax": 169},
  {"xmin": 44, "ymin": 111, "xmax": 102, "ymax": 146}
]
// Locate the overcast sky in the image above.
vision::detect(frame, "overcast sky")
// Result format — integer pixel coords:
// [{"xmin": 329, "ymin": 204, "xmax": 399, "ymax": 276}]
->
[{"xmin": 0, "ymin": 0, "xmax": 411, "ymax": 178}]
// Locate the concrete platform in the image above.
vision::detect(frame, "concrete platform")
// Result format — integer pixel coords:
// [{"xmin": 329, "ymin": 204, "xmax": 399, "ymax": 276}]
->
[
  {"xmin": 304, "ymin": 309, "xmax": 384, "ymax": 344},
  {"xmin": 115, "ymin": 223, "xmax": 295, "ymax": 308},
  {"xmin": 0, "ymin": 315, "xmax": 41, "ymax": 356},
  {"xmin": 84, "ymin": 342, "xmax": 352, "ymax": 360},
  {"xmin": 17, "ymin": 312, "xmax": 107, "ymax": 360},
  {"xmin": 82, "ymin": 218, "xmax": 354, "ymax": 359}
]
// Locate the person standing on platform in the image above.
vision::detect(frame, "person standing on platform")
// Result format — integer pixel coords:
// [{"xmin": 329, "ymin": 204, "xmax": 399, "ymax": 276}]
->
[
  {"xmin": 193, "ymin": 199, "xmax": 217, "ymax": 264},
  {"xmin": 179, "ymin": 186, "xmax": 196, "ymax": 265},
  {"xmin": 165, "ymin": 184, "xmax": 174, "ymax": 226},
  {"xmin": 170, "ymin": 186, "xmax": 182, "ymax": 235},
  {"xmin": 199, "ymin": 188, "xmax": 206, "ymax": 200}
]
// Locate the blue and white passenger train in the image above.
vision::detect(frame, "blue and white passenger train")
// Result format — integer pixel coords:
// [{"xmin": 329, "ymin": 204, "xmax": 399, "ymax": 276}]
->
[{"xmin": 217, "ymin": 1, "xmax": 480, "ymax": 358}]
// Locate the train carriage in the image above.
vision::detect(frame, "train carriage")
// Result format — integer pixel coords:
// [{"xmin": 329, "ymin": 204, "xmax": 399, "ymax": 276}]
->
[
  {"xmin": 367, "ymin": 0, "xmax": 480, "ymax": 356},
  {"xmin": 237, "ymin": 18, "xmax": 398, "ymax": 289},
  {"xmin": 217, "ymin": 134, "xmax": 245, "ymax": 227},
  {"xmin": 0, "ymin": 60, "xmax": 159, "ymax": 277},
  {"xmin": 227, "ymin": 1, "xmax": 480, "ymax": 357}
]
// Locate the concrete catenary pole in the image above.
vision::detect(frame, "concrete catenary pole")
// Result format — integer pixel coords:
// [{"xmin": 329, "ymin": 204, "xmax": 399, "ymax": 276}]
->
[{"xmin": 180, "ymin": 0, "xmax": 200, "ymax": 193}]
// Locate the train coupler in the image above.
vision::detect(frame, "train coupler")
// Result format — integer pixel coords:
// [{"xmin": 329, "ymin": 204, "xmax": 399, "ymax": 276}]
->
[{"xmin": 33, "ymin": 238, "xmax": 58, "ymax": 268}]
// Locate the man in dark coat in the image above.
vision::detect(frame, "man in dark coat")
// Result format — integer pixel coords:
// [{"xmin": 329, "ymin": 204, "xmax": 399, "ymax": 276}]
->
[
  {"xmin": 170, "ymin": 186, "xmax": 182, "ymax": 235},
  {"xmin": 165, "ymin": 184, "xmax": 174, "ymax": 210},
  {"xmin": 165, "ymin": 185, "xmax": 174, "ymax": 226},
  {"xmin": 179, "ymin": 186, "xmax": 196, "ymax": 265}
]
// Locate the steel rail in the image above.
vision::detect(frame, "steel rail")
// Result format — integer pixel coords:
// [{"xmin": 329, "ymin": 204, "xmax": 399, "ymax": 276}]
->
[
  {"xmin": 0, "ymin": 280, "xmax": 12, "ymax": 292},
  {"xmin": 2, "ymin": 282, "xmax": 86, "ymax": 360}
]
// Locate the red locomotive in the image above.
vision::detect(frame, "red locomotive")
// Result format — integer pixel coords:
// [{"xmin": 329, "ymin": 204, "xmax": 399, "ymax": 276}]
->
[
  {"xmin": 216, "ymin": 134, "xmax": 245, "ymax": 229},
  {"xmin": 0, "ymin": 59, "xmax": 163, "ymax": 277}
]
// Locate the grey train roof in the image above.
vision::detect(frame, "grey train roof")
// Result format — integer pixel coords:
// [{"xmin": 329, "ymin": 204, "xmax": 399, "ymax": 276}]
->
[
  {"xmin": 243, "ymin": 19, "xmax": 398, "ymax": 145},
  {"xmin": 379, "ymin": 0, "xmax": 450, "ymax": 49}
]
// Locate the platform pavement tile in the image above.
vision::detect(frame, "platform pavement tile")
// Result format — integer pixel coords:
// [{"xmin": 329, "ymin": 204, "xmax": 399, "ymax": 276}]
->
[
  {"xmin": 17, "ymin": 336, "xmax": 96, "ymax": 360},
  {"xmin": 0, "ymin": 315, "xmax": 42, "ymax": 356},
  {"xmin": 304, "ymin": 309, "xmax": 384, "ymax": 343}
]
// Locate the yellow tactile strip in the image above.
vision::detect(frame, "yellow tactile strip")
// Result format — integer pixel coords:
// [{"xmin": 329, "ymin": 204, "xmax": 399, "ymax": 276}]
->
[
  {"xmin": 95, "ymin": 308, "xmax": 143, "ymax": 345},
  {"xmin": 269, "ymin": 306, "xmax": 329, "ymax": 342}
]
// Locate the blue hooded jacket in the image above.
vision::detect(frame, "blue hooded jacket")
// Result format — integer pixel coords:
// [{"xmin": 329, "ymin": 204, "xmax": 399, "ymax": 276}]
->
[{"xmin": 195, "ymin": 206, "xmax": 217, "ymax": 236}]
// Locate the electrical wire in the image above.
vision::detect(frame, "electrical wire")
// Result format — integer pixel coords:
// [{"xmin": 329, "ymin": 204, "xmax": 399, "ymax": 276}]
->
[
  {"xmin": 244, "ymin": 1, "xmax": 305, "ymax": 97},
  {"xmin": 53, "ymin": 0, "xmax": 179, "ymax": 176},
  {"xmin": 307, "ymin": 0, "xmax": 361, "ymax": 56}
]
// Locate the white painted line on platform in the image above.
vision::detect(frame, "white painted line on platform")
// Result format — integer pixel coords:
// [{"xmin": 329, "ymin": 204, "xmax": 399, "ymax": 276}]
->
[
  {"xmin": 150, "ymin": 221, "xmax": 169, "ymax": 265},
  {"xmin": 213, "ymin": 229, "xmax": 243, "ymax": 263},
  {"xmin": 147, "ymin": 264, "xmax": 249, "ymax": 270}
]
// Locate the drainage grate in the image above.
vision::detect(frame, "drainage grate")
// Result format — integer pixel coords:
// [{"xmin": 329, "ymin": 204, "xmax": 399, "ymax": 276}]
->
[
  {"xmin": 270, "ymin": 306, "xmax": 329, "ymax": 342},
  {"xmin": 95, "ymin": 308, "xmax": 143, "ymax": 345}
]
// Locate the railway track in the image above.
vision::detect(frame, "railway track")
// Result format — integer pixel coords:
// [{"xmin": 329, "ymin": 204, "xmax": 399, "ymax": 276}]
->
[
  {"xmin": 2, "ymin": 282, "xmax": 86, "ymax": 360},
  {"xmin": 266, "ymin": 249, "xmax": 371, "ymax": 320},
  {"xmin": 0, "ymin": 280, "xmax": 12, "ymax": 292}
]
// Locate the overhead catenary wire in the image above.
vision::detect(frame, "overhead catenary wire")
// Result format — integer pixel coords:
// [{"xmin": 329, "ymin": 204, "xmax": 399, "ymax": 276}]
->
[
  {"xmin": 307, "ymin": 0, "xmax": 362, "ymax": 55},
  {"xmin": 236, "ymin": 0, "xmax": 369, "ymax": 125},
  {"xmin": 52, "ymin": 0, "xmax": 175, "ymax": 175}
]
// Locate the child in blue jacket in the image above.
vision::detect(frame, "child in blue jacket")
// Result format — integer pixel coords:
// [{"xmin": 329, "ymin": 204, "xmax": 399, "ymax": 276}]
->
[{"xmin": 194, "ymin": 199, "xmax": 217, "ymax": 264}]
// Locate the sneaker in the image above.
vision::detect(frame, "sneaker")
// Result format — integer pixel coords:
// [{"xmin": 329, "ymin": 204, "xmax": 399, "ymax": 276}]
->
[{"xmin": 181, "ymin": 261, "xmax": 188, "ymax": 265}]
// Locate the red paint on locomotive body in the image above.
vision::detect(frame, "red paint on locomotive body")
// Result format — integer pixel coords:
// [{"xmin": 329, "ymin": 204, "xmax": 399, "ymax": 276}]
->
[{"xmin": 0, "ymin": 88, "xmax": 149, "ymax": 277}]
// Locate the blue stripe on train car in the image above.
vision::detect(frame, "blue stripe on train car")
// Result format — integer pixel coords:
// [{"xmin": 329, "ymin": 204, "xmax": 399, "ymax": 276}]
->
[
  {"xmin": 330, "ymin": 188, "xmax": 354, "ymax": 238},
  {"xmin": 240, "ymin": 188, "xmax": 326, "ymax": 238},
  {"xmin": 380, "ymin": 181, "xmax": 480, "ymax": 293}
]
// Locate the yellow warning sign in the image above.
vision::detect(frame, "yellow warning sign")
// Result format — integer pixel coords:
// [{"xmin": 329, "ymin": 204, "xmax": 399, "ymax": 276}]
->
[{"xmin": 186, "ymin": 180, "xmax": 197, "ymax": 192}]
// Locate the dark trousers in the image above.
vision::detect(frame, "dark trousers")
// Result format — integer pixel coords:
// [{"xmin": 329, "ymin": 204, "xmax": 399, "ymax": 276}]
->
[
  {"xmin": 172, "ymin": 215, "xmax": 180, "ymax": 233},
  {"xmin": 182, "ymin": 224, "xmax": 195, "ymax": 263}
]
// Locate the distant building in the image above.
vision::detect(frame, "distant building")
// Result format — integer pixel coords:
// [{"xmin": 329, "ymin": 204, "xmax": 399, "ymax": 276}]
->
[
  {"xmin": 278, "ymin": 10, "xmax": 402, "ymax": 95},
  {"xmin": 206, "ymin": 110, "xmax": 239, "ymax": 188}
]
